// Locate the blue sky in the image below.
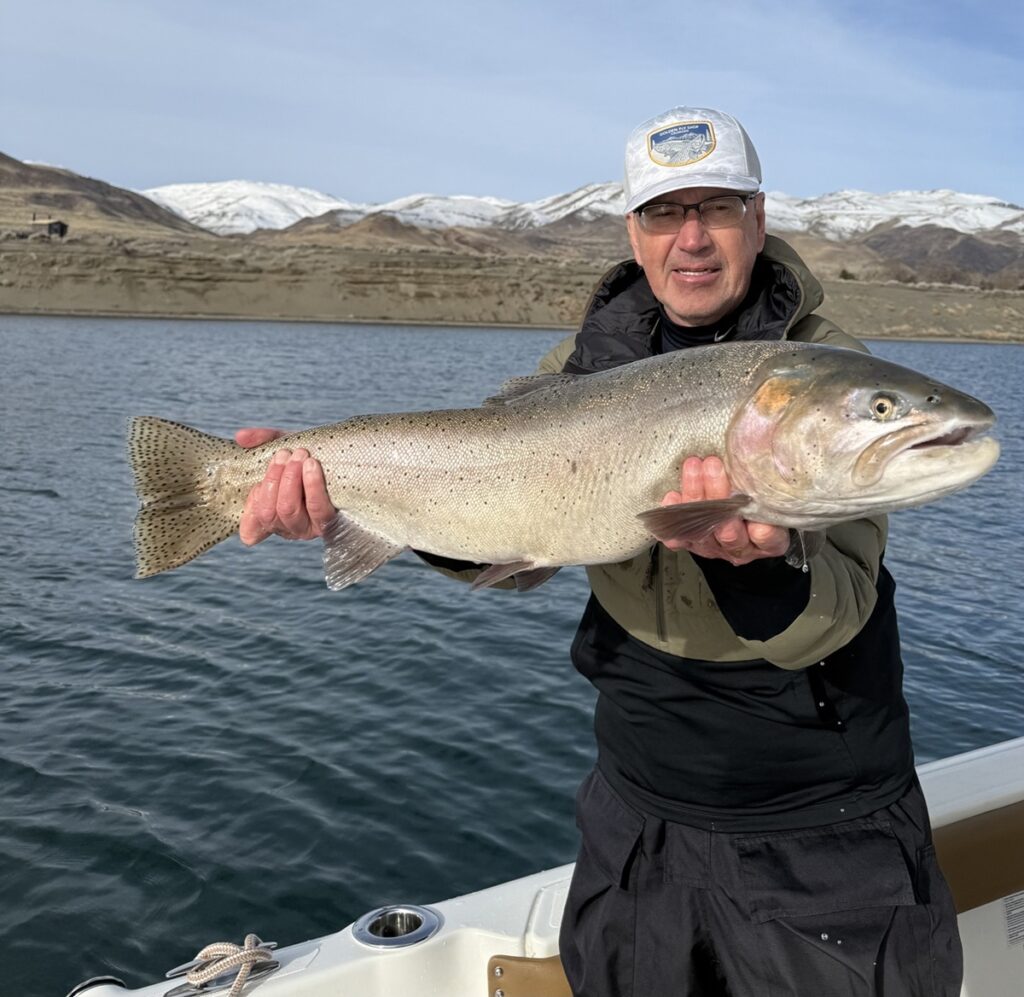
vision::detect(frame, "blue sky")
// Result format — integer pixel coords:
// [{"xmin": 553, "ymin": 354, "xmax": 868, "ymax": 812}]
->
[{"xmin": 2, "ymin": 0, "xmax": 1021, "ymax": 205}]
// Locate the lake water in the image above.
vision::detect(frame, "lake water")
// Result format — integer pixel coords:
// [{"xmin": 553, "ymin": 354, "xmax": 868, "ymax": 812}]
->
[{"xmin": 1, "ymin": 315, "xmax": 1021, "ymax": 995}]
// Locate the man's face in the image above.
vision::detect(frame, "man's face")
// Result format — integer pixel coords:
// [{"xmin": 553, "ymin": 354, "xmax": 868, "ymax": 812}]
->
[{"xmin": 626, "ymin": 187, "xmax": 766, "ymax": 327}]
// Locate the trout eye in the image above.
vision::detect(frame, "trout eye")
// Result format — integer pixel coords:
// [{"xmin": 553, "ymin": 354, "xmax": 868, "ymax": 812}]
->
[{"xmin": 871, "ymin": 394, "xmax": 899, "ymax": 420}]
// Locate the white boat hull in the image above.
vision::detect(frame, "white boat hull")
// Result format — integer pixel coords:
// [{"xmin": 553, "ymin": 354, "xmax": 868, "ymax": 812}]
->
[{"xmin": 73, "ymin": 737, "xmax": 1024, "ymax": 997}]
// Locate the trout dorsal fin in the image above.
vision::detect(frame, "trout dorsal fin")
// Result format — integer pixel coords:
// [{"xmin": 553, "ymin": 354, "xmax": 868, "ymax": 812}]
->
[{"xmin": 482, "ymin": 372, "xmax": 580, "ymax": 406}]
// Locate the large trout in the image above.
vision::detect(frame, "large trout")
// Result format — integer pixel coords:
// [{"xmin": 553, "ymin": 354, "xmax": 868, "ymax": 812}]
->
[{"xmin": 129, "ymin": 341, "xmax": 998, "ymax": 590}]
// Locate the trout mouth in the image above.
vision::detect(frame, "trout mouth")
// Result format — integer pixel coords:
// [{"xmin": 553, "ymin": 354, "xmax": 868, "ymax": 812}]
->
[
  {"xmin": 854, "ymin": 419, "xmax": 995, "ymax": 487},
  {"xmin": 906, "ymin": 426, "xmax": 976, "ymax": 449}
]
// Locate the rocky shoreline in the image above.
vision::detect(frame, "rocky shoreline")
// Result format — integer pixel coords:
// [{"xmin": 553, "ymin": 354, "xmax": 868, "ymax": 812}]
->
[{"xmin": 2, "ymin": 235, "xmax": 1022, "ymax": 342}]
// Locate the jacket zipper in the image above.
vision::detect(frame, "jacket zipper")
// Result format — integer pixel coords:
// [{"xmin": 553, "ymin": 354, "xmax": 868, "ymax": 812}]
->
[{"xmin": 807, "ymin": 665, "xmax": 845, "ymax": 733}]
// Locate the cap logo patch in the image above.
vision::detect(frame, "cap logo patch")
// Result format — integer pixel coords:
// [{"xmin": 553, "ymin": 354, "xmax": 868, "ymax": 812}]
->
[{"xmin": 648, "ymin": 121, "xmax": 716, "ymax": 168}]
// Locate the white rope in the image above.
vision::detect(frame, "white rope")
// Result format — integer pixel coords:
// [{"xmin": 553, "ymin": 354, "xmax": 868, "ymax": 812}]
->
[{"xmin": 184, "ymin": 934, "xmax": 273, "ymax": 996}]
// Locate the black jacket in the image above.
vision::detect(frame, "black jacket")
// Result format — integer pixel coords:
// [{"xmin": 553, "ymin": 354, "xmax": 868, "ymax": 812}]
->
[{"xmin": 554, "ymin": 239, "xmax": 915, "ymax": 830}]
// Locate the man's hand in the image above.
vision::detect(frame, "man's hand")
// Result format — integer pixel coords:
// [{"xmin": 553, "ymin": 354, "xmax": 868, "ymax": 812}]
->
[
  {"xmin": 661, "ymin": 456, "xmax": 788, "ymax": 565},
  {"xmin": 236, "ymin": 428, "xmax": 337, "ymax": 545}
]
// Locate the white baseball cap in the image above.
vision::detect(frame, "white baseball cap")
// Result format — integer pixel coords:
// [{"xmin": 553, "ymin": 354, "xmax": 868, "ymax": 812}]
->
[{"xmin": 623, "ymin": 106, "xmax": 762, "ymax": 213}]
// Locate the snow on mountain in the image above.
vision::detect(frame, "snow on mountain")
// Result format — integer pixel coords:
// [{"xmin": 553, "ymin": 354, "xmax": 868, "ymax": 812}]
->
[
  {"xmin": 369, "ymin": 193, "xmax": 516, "ymax": 229},
  {"xmin": 142, "ymin": 180, "xmax": 366, "ymax": 235},
  {"xmin": 503, "ymin": 182, "xmax": 625, "ymax": 229},
  {"xmin": 306, "ymin": 183, "xmax": 625, "ymax": 232},
  {"xmin": 141, "ymin": 178, "xmax": 1024, "ymax": 241},
  {"xmin": 359, "ymin": 184, "xmax": 625, "ymax": 230},
  {"xmin": 765, "ymin": 189, "xmax": 1024, "ymax": 239}
]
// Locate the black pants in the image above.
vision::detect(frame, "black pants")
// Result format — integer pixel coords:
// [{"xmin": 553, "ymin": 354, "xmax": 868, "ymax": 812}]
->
[{"xmin": 559, "ymin": 769, "xmax": 963, "ymax": 996}]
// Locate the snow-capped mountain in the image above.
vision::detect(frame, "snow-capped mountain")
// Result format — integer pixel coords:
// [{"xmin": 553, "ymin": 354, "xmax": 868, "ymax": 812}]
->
[
  {"xmin": 355, "ymin": 182, "xmax": 626, "ymax": 231},
  {"xmin": 502, "ymin": 183, "xmax": 625, "ymax": 228},
  {"xmin": 764, "ymin": 189, "xmax": 1024, "ymax": 239},
  {"xmin": 364, "ymin": 192, "xmax": 516, "ymax": 229},
  {"xmin": 141, "ymin": 180, "xmax": 366, "ymax": 235},
  {"xmin": 143, "ymin": 178, "xmax": 1024, "ymax": 241},
  {"xmin": 143, "ymin": 180, "xmax": 626, "ymax": 235}
]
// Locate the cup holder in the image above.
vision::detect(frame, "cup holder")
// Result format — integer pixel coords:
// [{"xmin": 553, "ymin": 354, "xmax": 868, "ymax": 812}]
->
[{"xmin": 352, "ymin": 904, "xmax": 443, "ymax": 948}]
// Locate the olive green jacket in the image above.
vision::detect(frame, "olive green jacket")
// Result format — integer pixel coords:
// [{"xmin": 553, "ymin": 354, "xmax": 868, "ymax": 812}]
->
[{"xmin": 436, "ymin": 236, "xmax": 886, "ymax": 671}]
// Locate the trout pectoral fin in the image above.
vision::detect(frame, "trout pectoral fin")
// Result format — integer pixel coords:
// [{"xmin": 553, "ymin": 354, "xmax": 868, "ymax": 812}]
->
[
  {"xmin": 637, "ymin": 496, "xmax": 752, "ymax": 544},
  {"xmin": 321, "ymin": 513, "xmax": 405, "ymax": 591}
]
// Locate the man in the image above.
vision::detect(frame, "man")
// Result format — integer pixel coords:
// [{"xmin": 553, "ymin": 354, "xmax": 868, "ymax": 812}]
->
[{"xmin": 238, "ymin": 107, "xmax": 962, "ymax": 996}]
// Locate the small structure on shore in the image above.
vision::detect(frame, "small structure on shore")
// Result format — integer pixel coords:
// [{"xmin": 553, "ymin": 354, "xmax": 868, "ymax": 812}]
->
[{"xmin": 30, "ymin": 218, "xmax": 69, "ymax": 238}]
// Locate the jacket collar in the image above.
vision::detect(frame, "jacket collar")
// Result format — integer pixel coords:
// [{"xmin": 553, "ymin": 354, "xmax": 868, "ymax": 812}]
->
[{"xmin": 563, "ymin": 235, "xmax": 824, "ymax": 375}]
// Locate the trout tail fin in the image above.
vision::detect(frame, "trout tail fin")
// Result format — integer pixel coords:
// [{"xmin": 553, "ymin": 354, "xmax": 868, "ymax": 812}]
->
[{"xmin": 128, "ymin": 416, "xmax": 242, "ymax": 578}]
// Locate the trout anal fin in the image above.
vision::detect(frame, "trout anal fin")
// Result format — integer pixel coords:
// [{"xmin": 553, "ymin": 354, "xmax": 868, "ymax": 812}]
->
[
  {"xmin": 470, "ymin": 561, "xmax": 560, "ymax": 591},
  {"xmin": 470, "ymin": 560, "xmax": 534, "ymax": 590},
  {"xmin": 322, "ymin": 513, "xmax": 405, "ymax": 591},
  {"xmin": 514, "ymin": 566, "xmax": 561, "ymax": 591}
]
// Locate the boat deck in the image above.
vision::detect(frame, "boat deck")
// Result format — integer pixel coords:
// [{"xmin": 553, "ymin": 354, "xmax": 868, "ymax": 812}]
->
[{"xmin": 71, "ymin": 737, "xmax": 1024, "ymax": 997}]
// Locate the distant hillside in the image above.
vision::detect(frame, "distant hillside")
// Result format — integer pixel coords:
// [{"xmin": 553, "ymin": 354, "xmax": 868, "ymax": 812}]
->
[
  {"xmin": 146, "ymin": 179, "xmax": 625, "ymax": 235},
  {"xmin": 270, "ymin": 206, "xmax": 633, "ymax": 259},
  {"xmin": 0, "ymin": 153, "xmax": 208, "ymax": 238},
  {"xmin": 143, "ymin": 180, "xmax": 364, "ymax": 236},
  {"xmin": 0, "ymin": 150, "xmax": 1020, "ymax": 340},
  {"xmin": 141, "ymin": 173, "xmax": 1024, "ymax": 290}
]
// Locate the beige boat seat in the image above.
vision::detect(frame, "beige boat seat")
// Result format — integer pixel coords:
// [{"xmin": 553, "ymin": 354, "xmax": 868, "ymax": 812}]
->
[
  {"xmin": 486, "ymin": 955, "xmax": 571, "ymax": 997},
  {"xmin": 932, "ymin": 798, "xmax": 1024, "ymax": 914}
]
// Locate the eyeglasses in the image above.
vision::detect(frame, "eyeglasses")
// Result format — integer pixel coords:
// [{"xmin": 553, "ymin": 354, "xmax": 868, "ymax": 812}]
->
[{"xmin": 634, "ymin": 193, "xmax": 758, "ymax": 234}]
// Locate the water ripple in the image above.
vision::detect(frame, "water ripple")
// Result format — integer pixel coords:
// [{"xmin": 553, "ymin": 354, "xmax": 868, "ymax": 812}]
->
[{"xmin": 0, "ymin": 317, "xmax": 1020, "ymax": 994}]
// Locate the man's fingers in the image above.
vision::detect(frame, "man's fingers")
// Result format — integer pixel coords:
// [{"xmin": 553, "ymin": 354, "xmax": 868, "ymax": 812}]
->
[
  {"xmin": 679, "ymin": 456, "xmax": 705, "ymax": 503},
  {"xmin": 714, "ymin": 517, "xmax": 748, "ymax": 551},
  {"xmin": 238, "ymin": 447, "xmax": 331, "ymax": 545},
  {"xmin": 276, "ymin": 450, "xmax": 312, "ymax": 533},
  {"xmin": 710, "ymin": 459, "xmax": 744, "ymax": 550},
  {"xmin": 239, "ymin": 487, "xmax": 271, "ymax": 546},
  {"xmin": 255, "ymin": 450, "xmax": 291, "ymax": 528},
  {"xmin": 702, "ymin": 456, "xmax": 730, "ymax": 500},
  {"xmin": 236, "ymin": 427, "xmax": 285, "ymax": 448},
  {"xmin": 748, "ymin": 522, "xmax": 790, "ymax": 556},
  {"xmin": 302, "ymin": 458, "xmax": 336, "ymax": 533},
  {"xmin": 242, "ymin": 459, "xmax": 286, "ymax": 546},
  {"xmin": 663, "ymin": 456, "xmax": 790, "ymax": 565}
]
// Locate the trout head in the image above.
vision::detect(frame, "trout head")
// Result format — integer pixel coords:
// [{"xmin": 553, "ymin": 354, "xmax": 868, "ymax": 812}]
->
[{"xmin": 724, "ymin": 346, "xmax": 1000, "ymax": 527}]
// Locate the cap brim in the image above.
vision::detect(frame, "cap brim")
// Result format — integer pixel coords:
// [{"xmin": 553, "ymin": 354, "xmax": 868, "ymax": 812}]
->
[{"xmin": 624, "ymin": 174, "xmax": 760, "ymax": 214}]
